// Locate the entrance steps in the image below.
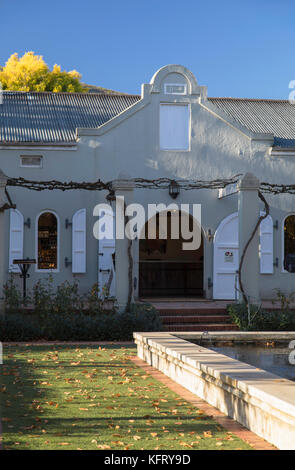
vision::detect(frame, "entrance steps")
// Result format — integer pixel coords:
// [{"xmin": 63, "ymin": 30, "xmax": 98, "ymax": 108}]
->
[{"xmin": 145, "ymin": 300, "xmax": 239, "ymax": 332}]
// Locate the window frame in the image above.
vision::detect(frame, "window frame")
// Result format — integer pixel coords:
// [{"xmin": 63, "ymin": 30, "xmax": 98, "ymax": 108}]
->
[
  {"xmin": 35, "ymin": 210, "xmax": 60, "ymax": 273},
  {"xmin": 159, "ymin": 103, "xmax": 191, "ymax": 152},
  {"xmin": 282, "ymin": 213, "xmax": 295, "ymax": 273}
]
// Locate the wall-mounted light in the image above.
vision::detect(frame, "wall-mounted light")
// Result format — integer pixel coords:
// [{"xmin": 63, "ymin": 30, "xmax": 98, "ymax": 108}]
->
[
  {"xmin": 206, "ymin": 229, "xmax": 214, "ymax": 242},
  {"xmin": 169, "ymin": 180, "xmax": 180, "ymax": 199},
  {"xmin": 274, "ymin": 220, "xmax": 279, "ymax": 230},
  {"xmin": 65, "ymin": 219, "xmax": 72, "ymax": 229},
  {"xmin": 24, "ymin": 218, "xmax": 31, "ymax": 229},
  {"xmin": 273, "ymin": 257, "xmax": 279, "ymax": 268},
  {"xmin": 64, "ymin": 257, "xmax": 72, "ymax": 268}
]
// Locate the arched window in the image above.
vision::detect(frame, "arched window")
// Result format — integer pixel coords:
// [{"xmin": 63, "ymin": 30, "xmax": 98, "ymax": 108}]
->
[
  {"xmin": 283, "ymin": 215, "xmax": 295, "ymax": 272},
  {"xmin": 37, "ymin": 211, "xmax": 58, "ymax": 270}
]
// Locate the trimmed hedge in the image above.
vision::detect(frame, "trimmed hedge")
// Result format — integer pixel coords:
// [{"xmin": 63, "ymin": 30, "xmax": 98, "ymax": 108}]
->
[
  {"xmin": 227, "ymin": 303, "xmax": 295, "ymax": 331},
  {"xmin": 0, "ymin": 304, "xmax": 163, "ymax": 342}
]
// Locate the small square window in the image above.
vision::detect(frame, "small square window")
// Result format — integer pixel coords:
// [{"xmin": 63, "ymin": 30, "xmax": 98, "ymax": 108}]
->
[{"xmin": 20, "ymin": 155, "xmax": 43, "ymax": 168}]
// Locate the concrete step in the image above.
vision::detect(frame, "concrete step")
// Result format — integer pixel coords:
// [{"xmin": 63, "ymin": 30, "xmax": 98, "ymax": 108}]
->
[
  {"xmin": 163, "ymin": 323, "xmax": 239, "ymax": 332},
  {"xmin": 161, "ymin": 315, "xmax": 232, "ymax": 324}
]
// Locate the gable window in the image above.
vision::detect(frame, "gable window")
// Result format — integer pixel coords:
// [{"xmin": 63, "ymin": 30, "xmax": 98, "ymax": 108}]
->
[
  {"xmin": 283, "ymin": 215, "xmax": 295, "ymax": 272},
  {"xmin": 20, "ymin": 155, "xmax": 42, "ymax": 168},
  {"xmin": 160, "ymin": 104, "xmax": 190, "ymax": 151},
  {"xmin": 37, "ymin": 211, "xmax": 59, "ymax": 271}
]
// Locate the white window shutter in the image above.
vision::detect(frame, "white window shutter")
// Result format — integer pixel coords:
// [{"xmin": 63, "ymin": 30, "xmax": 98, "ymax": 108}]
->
[
  {"xmin": 160, "ymin": 104, "xmax": 189, "ymax": 150},
  {"xmin": 259, "ymin": 212, "xmax": 273, "ymax": 274},
  {"xmin": 72, "ymin": 208, "xmax": 86, "ymax": 273},
  {"xmin": 9, "ymin": 209, "xmax": 24, "ymax": 273}
]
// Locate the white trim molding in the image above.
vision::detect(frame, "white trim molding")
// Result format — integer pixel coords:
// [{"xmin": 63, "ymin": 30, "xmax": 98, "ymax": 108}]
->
[{"xmin": 218, "ymin": 183, "xmax": 238, "ymax": 199}]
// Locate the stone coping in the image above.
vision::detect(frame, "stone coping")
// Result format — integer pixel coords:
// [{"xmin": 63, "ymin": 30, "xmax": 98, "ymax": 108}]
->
[
  {"xmin": 134, "ymin": 331, "xmax": 295, "ymax": 449},
  {"xmin": 134, "ymin": 332, "xmax": 295, "ymax": 414},
  {"xmin": 175, "ymin": 331, "xmax": 295, "ymax": 341}
]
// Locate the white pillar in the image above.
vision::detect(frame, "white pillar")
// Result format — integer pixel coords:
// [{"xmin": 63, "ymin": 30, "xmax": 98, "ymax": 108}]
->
[
  {"xmin": 238, "ymin": 173, "xmax": 260, "ymax": 304},
  {"xmin": 0, "ymin": 170, "xmax": 8, "ymax": 314},
  {"xmin": 112, "ymin": 175, "xmax": 134, "ymax": 312}
]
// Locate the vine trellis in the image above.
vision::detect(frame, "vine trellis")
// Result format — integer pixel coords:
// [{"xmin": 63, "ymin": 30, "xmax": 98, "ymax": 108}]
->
[
  {"xmin": 3, "ymin": 173, "xmax": 295, "ymax": 309},
  {"xmin": 6, "ymin": 174, "xmax": 295, "ymax": 195},
  {"xmin": 6, "ymin": 174, "xmax": 241, "ymax": 192}
]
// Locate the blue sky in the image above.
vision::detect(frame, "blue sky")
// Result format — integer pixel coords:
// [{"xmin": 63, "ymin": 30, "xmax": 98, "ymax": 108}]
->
[{"xmin": 0, "ymin": 0, "xmax": 294, "ymax": 98}]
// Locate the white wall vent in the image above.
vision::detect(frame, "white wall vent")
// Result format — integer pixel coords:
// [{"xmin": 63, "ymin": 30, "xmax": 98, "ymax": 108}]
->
[{"xmin": 164, "ymin": 83, "xmax": 187, "ymax": 95}]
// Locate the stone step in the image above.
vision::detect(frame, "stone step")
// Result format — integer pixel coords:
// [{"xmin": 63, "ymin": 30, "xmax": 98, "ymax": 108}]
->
[
  {"xmin": 158, "ymin": 308, "xmax": 227, "ymax": 316},
  {"xmin": 163, "ymin": 323, "xmax": 239, "ymax": 332},
  {"xmin": 161, "ymin": 315, "xmax": 232, "ymax": 324}
]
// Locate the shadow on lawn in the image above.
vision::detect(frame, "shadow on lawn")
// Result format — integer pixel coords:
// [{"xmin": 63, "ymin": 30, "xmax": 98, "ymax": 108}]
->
[
  {"xmin": 1, "ymin": 345, "xmax": 63, "ymax": 449},
  {"xmin": 1, "ymin": 344, "xmax": 222, "ymax": 449}
]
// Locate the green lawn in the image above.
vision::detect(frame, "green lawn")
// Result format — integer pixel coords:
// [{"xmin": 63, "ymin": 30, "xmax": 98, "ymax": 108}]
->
[{"xmin": 0, "ymin": 344, "xmax": 252, "ymax": 450}]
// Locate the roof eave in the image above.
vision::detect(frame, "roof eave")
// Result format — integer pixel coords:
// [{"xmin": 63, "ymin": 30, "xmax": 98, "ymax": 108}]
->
[
  {"xmin": 270, "ymin": 147, "xmax": 295, "ymax": 156},
  {"xmin": 0, "ymin": 141, "xmax": 77, "ymax": 147}
]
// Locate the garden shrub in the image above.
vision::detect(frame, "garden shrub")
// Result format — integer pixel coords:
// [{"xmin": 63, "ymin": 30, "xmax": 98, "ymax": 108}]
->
[
  {"xmin": 3, "ymin": 276, "xmax": 115, "ymax": 316},
  {"xmin": 0, "ymin": 303, "xmax": 162, "ymax": 342},
  {"xmin": 3, "ymin": 275, "xmax": 23, "ymax": 313},
  {"xmin": 0, "ymin": 314, "xmax": 43, "ymax": 342},
  {"xmin": 1, "ymin": 275, "xmax": 162, "ymax": 341},
  {"xmin": 53, "ymin": 280, "xmax": 84, "ymax": 315},
  {"xmin": 32, "ymin": 276, "xmax": 55, "ymax": 315},
  {"xmin": 227, "ymin": 302, "xmax": 295, "ymax": 331}
]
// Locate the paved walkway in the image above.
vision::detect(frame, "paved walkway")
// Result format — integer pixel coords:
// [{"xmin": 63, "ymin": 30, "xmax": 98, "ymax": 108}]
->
[{"xmin": 130, "ymin": 356, "xmax": 277, "ymax": 450}]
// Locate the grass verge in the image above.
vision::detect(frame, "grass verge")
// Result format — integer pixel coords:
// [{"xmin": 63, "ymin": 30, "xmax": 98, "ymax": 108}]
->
[{"xmin": 0, "ymin": 344, "xmax": 252, "ymax": 450}]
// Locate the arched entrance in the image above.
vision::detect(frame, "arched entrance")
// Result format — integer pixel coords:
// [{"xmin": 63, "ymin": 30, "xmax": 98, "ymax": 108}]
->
[{"xmin": 139, "ymin": 211, "xmax": 203, "ymax": 298}]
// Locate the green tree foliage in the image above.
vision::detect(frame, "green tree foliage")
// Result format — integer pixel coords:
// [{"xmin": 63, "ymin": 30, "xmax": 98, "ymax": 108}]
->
[{"xmin": 0, "ymin": 51, "xmax": 87, "ymax": 92}]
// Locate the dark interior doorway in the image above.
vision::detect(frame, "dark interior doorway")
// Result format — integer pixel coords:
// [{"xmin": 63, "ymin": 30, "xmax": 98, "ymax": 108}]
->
[{"xmin": 139, "ymin": 211, "xmax": 203, "ymax": 297}]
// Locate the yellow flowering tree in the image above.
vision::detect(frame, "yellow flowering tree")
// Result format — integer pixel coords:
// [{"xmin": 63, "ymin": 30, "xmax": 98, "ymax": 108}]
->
[{"xmin": 0, "ymin": 52, "xmax": 87, "ymax": 92}]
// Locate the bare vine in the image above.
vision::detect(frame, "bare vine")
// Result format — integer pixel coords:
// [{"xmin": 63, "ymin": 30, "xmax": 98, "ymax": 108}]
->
[{"xmin": 237, "ymin": 191, "xmax": 270, "ymax": 303}]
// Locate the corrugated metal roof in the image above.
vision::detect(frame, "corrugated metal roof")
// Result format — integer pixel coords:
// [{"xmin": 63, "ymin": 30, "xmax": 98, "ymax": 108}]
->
[
  {"xmin": 209, "ymin": 97, "xmax": 295, "ymax": 147},
  {"xmin": 0, "ymin": 91, "xmax": 140, "ymax": 143},
  {"xmin": 1, "ymin": 91, "xmax": 295, "ymax": 147}
]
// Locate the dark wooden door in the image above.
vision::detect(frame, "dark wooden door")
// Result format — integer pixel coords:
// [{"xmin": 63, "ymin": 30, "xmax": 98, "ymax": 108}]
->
[{"xmin": 139, "ymin": 260, "xmax": 203, "ymax": 297}]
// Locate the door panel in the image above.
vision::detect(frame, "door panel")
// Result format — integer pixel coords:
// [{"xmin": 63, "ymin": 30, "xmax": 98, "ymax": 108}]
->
[
  {"xmin": 213, "ymin": 213, "xmax": 239, "ymax": 300},
  {"xmin": 98, "ymin": 211, "xmax": 115, "ymax": 298}
]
